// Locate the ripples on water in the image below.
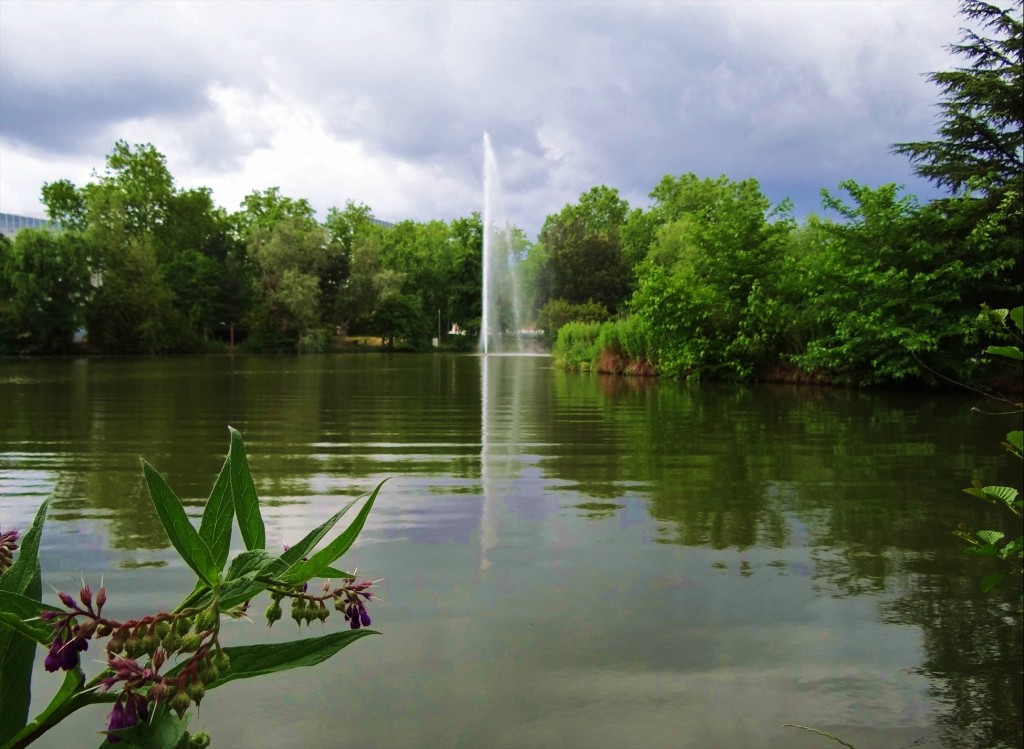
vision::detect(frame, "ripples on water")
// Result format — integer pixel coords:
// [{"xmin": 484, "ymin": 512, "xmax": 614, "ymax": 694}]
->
[{"xmin": 1, "ymin": 354, "xmax": 1020, "ymax": 749}]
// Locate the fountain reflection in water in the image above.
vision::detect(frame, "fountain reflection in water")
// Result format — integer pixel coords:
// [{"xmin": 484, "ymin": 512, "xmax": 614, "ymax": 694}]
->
[{"xmin": 481, "ymin": 133, "xmax": 525, "ymax": 354}]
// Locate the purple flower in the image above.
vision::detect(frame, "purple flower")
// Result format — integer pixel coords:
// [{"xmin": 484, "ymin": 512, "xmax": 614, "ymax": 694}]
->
[
  {"xmin": 344, "ymin": 601, "xmax": 371, "ymax": 630},
  {"xmin": 106, "ymin": 692, "xmax": 148, "ymax": 743},
  {"xmin": 43, "ymin": 631, "xmax": 88, "ymax": 672},
  {"xmin": 0, "ymin": 528, "xmax": 18, "ymax": 574}
]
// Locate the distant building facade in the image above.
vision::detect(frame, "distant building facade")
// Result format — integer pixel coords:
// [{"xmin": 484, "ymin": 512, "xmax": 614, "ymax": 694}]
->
[{"xmin": 0, "ymin": 212, "xmax": 60, "ymax": 238}]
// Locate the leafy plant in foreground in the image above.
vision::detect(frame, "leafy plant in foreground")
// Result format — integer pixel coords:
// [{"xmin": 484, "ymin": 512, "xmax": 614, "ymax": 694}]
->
[
  {"xmin": 954, "ymin": 306, "xmax": 1024, "ymax": 602},
  {"xmin": 0, "ymin": 428, "xmax": 385, "ymax": 748}
]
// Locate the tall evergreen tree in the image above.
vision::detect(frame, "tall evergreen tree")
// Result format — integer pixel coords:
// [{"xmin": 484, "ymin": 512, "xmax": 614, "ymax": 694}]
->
[{"xmin": 893, "ymin": 0, "xmax": 1022, "ymax": 202}]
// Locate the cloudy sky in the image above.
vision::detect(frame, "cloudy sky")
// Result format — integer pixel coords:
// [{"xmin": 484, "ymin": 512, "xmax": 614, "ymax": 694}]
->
[{"xmin": 0, "ymin": 0, "xmax": 968, "ymax": 237}]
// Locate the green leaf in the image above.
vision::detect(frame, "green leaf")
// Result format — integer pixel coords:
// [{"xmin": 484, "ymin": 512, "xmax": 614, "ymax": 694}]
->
[
  {"xmin": 985, "ymin": 344, "xmax": 1023, "ymax": 360},
  {"xmin": 975, "ymin": 530, "xmax": 1005, "ymax": 545},
  {"xmin": 981, "ymin": 570, "xmax": 1009, "ymax": 592},
  {"xmin": 4, "ymin": 668, "xmax": 86, "ymax": 749},
  {"xmin": 964, "ymin": 545, "xmax": 999, "ymax": 557},
  {"xmin": 225, "ymin": 549, "xmax": 274, "ymax": 581},
  {"xmin": 998, "ymin": 536, "xmax": 1023, "ymax": 558},
  {"xmin": 198, "ymin": 453, "xmax": 234, "ymax": 574},
  {"xmin": 279, "ymin": 498, "xmax": 362, "ymax": 566},
  {"xmin": 0, "ymin": 591, "xmax": 60, "ymax": 645},
  {"xmin": 963, "ymin": 485, "xmax": 1020, "ymax": 509},
  {"xmin": 142, "ymin": 460, "xmax": 218, "ymax": 587},
  {"xmin": 206, "ymin": 630, "xmax": 377, "ymax": 687},
  {"xmin": 1004, "ymin": 430, "xmax": 1023, "ymax": 456},
  {"xmin": 0, "ymin": 497, "xmax": 50, "ymax": 597},
  {"xmin": 319, "ymin": 565, "xmax": 356, "ymax": 579},
  {"xmin": 280, "ymin": 480, "xmax": 385, "ymax": 585},
  {"xmin": 1009, "ymin": 306, "xmax": 1023, "ymax": 333},
  {"xmin": 228, "ymin": 427, "xmax": 265, "ymax": 551},
  {"xmin": 0, "ymin": 496, "xmax": 50, "ymax": 748}
]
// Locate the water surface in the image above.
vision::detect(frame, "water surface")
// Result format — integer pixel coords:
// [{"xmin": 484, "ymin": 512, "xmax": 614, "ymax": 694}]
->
[{"xmin": 1, "ymin": 354, "xmax": 1020, "ymax": 748}]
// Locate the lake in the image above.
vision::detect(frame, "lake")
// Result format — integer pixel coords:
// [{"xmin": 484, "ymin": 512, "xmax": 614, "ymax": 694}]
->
[{"xmin": 1, "ymin": 354, "xmax": 1021, "ymax": 749}]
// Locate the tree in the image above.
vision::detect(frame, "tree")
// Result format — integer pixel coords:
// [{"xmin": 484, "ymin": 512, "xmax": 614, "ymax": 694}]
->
[
  {"xmin": 0, "ymin": 229, "xmax": 90, "ymax": 354},
  {"xmin": 38, "ymin": 142, "xmax": 232, "ymax": 353},
  {"xmin": 537, "ymin": 186, "xmax": 632, "ymax": 313},
  {"xmin": 892, "ymin": 0, "xmax": 1022, "ymax": 320},
  {"xmin": 892, "ymin": 0, "xmax": 1022, "ymax": 204},
  {"xmin": 629, "ymin": 174, "xmax": 793, "ymax": 379}
]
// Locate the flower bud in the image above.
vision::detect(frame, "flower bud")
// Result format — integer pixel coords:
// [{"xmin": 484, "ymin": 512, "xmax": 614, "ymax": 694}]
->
[
  {"xmin": 265, "ymin": 602, "xmax": 282, "ymax": 626},
  {"xmin": 141, "ymin": 628, "xmax": 161, "ymax": 656},
  {"xmin": 179, "ymin": 633, "xmax": 202, "ymax": 653},
  {"xmin": 195, "ymin": 608, "xmax": 217, "ymax": 633},
  {"xmin": 151, "ymin": 648, "xmax": 167, "ymax": 671},
  {"xmin": 290, "ymin": 597, "xmax": 304, "ymax": 626},
  {"xmin": 161, "ymin": 630, "xmax": 182, "ymax": 654},
  {"xmin": 185, "ymin": 680, "xmax": 206, "ymax": 703},
  {"xmin": 170, "ymin": 691, "xmax": 191, "ymax": 718},
  {"xmin": 316, "ymin": 602, "xmax": 330, "ymax": 623},
  {"xmin": 148, "ymin": 681, "xmax": 169, "ymax": 704},
  {"xmin": 199, "ymin": 662, "xmax": 219, "ymax": 684},
  {"xmin": 176, "ymin": 617, "xmax": 193, "ymax": 635},
  {"xmin": 95, "ymin": 587, "xmax": 107, "ymax": 610},
  {"xmin": 79, "ymin": 584, "xmax": 93, "ymax": 609},
  {"xmin": 96, "ymin": 622, "xmax": 113, "ymax": 638},
  {"xmin": 124, "ymin": 636, "xmax": 145, "ymax": 659},
  {"xmin": 107, "ymin": 636, "xmax": 125, "ymax": 656},
  {"xmin": 58, "ymin": 591, "xmax": 76, "ymax": 609},
  {"xmin": 212, "ymin": 650, "xmax": 230, "ymax": 673},
  {"xmin": 155, "ymin": 620, "xmax": 171, "ymax": 639}
]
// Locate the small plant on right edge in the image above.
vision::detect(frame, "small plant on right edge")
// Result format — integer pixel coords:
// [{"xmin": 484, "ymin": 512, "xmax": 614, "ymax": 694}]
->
[{"xmin": 954, "ymin": 306, "xmax": 1024, "ymax": 605}]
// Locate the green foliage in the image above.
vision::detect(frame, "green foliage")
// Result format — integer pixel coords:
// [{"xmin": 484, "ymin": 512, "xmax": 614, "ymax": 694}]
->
[
  {"xmin": 0, "ymin": 430, "xmax": 384, "ymax": 748},
  {"xmin": 552, "ymin": 321, "xmax": 603, "ymax": 370},
  {"xmin": 955, "ymin": 306, "xmax": 1023, "ymax": 604},
  {"xmin": 593, "ymin": 317, "xmax": 656, "ymax": 374},
  {"xmin": 0, "ymin": 498, "xmax": 50, "ymax": 747},
  {"xmin": 892, "ymin": 0, "xmax": 1022, "ymax": 204},
  {"xmin": 792, "ymin": 183, "xmax": 970, "ymax": 383},
  {"xmin": 536, "ymin": 298, "xmax": 609, "ymax": 345},
  {"xmin": 535, "ymin": 186, "xmax": 632, "ymax": 314},
  {"xmin": 629, "ymin": 174, "xmax": 793, "ymax": 380},
  {"xmin": 0, "ymin": 229, "xmax": 90, "ymax": 355}
]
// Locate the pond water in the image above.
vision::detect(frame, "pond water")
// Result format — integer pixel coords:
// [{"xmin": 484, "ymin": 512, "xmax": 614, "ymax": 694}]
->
[{"xmin": 1, "ymin": 354, "xmax": 1021, "ymax": 749}]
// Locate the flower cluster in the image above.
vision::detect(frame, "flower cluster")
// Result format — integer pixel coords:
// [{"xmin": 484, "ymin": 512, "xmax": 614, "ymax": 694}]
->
[
  {"xmin": 40, "ymin": 584, "xmax": 104, "ymax": 672},
  {"xmin": 265, "ymin": 577, "xmax": 377, "ymax": 630},
  {"xmin": 40, "ymin": 572, "xmax": 377, "ymax": 742},
  {"xmin": 41, "ymin": 583, "xmax": 232, "ymax": 741},
  {"xmin": 0, "ymin": 527, "xmax": 18, "ymax": 574}
]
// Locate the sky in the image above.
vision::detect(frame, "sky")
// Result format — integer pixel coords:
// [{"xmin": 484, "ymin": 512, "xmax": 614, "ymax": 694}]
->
[{"xmin": 0, "ymin": 0, "xmax": 970, "ymax": 238}]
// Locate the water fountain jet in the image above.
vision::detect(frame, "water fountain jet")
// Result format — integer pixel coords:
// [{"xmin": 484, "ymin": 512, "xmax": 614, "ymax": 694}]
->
[{"xmin": 480, "ymin": 133, "xmax": 525, "ymax": 354}]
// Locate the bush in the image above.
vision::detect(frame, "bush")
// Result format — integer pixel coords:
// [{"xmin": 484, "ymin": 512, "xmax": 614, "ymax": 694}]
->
[{"xmin": 552, "ymin": 321, "xmax": 602, "ymax": 370}]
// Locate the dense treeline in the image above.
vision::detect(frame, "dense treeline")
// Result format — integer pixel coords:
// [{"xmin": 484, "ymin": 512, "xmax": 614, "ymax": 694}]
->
[
  {"xmin": 0, "ymin": 144, "xmax": 483, "ymax": 355},
  {"xmin": 539, "ymin": 0, "xmax": 1021, "ymax": 386},
  {"xmin": 1, "ymin": 0, "xmax": 1019, "ymax": 388}
]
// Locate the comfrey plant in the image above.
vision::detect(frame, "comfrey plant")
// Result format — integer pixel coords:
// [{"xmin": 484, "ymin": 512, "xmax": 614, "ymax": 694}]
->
[
  {"xmin": 0, "ymin": 428, "xmax": 385, "ymax": 749},
  {"xmin": 954, "ymin": 306, "xmax": 1024, "ymax": 604}
]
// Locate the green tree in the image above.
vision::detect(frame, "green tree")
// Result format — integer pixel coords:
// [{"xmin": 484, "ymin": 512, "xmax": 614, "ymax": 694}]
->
[
  {"xmin": 0, "ymin": 229, "xmax": 91, "ymax": 354},
  {"xmin": 537, "ymin": 186, "xmax": 632, "ymax": 313},
  {"xmin": 892, "ymin": 0, "xmax": 1022, "ymax": 319},
  {"xmin": 630, "ymin": 174, "xmax": 793, "ymax": 379},
  {"xmin": 892, "ymin": 0, "xmax": 1022, "ymax": 205},
  {"xmin": 40, "ymin": 142, "xmax": 231, "ymax": 353},
  {"xmin": 791, "ymin": 183, "xmax": 980, "ymax": 384},
  {"xmin": 245, "ymin": 213, "xmax": 331, "ymax": 352}
]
